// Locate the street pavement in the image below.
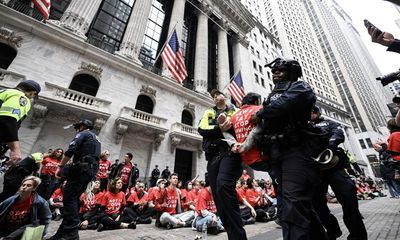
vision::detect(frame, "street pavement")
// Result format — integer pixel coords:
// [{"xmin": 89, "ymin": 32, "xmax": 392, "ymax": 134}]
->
[{"xmin": 45, "ymin": 196, "xmax": 400, "ymax": 240}]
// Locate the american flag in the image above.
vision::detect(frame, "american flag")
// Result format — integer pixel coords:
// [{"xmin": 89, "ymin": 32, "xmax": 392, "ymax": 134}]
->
[
  {"xmin": 228, "ymin": 71, "xmax": 245, "ymax": 105},
  {"xmin": 161, "ymin": 30, "xmax": 187, "ymax": 84},
  {"xmin": 32, "ymin": 0, "xmax": 51, "ymax": 20}
]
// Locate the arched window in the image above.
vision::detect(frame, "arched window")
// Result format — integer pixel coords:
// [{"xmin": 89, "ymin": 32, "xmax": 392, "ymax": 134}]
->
[
  {"xmin": 135, "ymin": 95, "xmax": 154, "ymax": 114},
  {"xmin": 69, "ymin": 74, "xmax": 99, "ymax": 96},
  {"xmin": 181, "ymin": 110, "xmax": 193, "ymax": 126},
  {"xmin": 0, "ymin": 43, "xmax": 17, "ymax": 69}
]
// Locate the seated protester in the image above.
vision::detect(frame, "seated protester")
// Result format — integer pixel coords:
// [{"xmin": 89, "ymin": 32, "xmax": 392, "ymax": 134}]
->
[
  {"xmin": 96, "ymin": 150, "xmax": 111, "ymax": 192},
  {"xmin": 0, "ymin": 153, "xmax": 43, "ymax": 203},
  {"xmin": 158, "ymin": 173, "xmax": 195, "ymax": 229},
  {"xmin": 245, "ymin": 178, "xmax": 269, "ymax": 222},
  {"xmin": 236, "ymin": 179, "xmax": 257, "ymax": 225},
  {"xmin": 126, "ymin": 181, "xmax": 155, "ymax": 224},
  {"xmin": 193, "ymin": 177, "xmax": 224, "ymax": 235},
  {"xmin": 0, "ymin": 176, "xmax": 52, "ymax": 240},
  {"xmin": 187, "ymin": 181, "xmax": 201, "ymax": 210},
  {"xmin": 96, "ymin": 178, "xmax": 136, "ymax": 232},
  {"xmin": 49, "ymin": 181, "xmax": 66, "ymax": 221},
  {"xmin": 79, "ymin": 180, "xmax": 104, "ymax": 230},
  {"xmin": 126, "ymin": 184, "xmax": 137, "ymax": 198},
  {"xmin": 37, "ymin": 148, "xmax": 63, "ymax": 200},
  {"xmin": 148, "ymin": 179, "xmax": 166, "ymax": 208},
  {"xmin": 180, "ymin": 181, "xmax": 192, "ymax": 211}
]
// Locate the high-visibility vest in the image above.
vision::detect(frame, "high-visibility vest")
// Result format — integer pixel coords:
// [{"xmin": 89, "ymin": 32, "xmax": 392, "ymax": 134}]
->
[{"xmin": 0, "ymin": 89, "xmax": 31, "ymax": 122}]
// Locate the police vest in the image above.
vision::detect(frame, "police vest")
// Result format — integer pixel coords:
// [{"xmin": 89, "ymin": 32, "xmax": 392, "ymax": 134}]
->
[{"xmin": 0, "ymin": 89, "xmax": 31, "ymax": 122}]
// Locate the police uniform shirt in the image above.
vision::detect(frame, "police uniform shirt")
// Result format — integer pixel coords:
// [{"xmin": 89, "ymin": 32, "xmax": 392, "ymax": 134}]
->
[
  {"xmin": 0, "ymin": 89, "xmax": 31, "ymax": 142},
  {"xmin": 64, "ymin": 130, "xmax": 101, "ymax": 162}
]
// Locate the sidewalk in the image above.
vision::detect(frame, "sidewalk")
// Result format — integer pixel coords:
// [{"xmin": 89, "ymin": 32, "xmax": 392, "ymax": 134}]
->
[{"xmin": 45, "ymin": 196, "xmax": 400, "ymax": 240}]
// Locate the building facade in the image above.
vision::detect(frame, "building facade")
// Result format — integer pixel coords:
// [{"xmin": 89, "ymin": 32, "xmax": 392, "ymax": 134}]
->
[{"xmin": 0, "ymin": 0, "xmax": 256, "ymax": 183}]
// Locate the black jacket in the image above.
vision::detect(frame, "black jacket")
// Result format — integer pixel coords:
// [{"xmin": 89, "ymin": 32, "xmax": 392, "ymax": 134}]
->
[{"xmin": 312, "ymin": 117, "xmax": 345, "ymax": 148}]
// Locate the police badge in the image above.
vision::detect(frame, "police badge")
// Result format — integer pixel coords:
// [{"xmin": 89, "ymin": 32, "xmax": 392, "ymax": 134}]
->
[{"xmin": 19, "ymin": 96, "xmax": 27, "ymax": 106}]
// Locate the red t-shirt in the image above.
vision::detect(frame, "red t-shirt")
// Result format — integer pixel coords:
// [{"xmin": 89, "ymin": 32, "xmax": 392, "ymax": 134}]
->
[
  {"xmin": 40, "ymin": 157, "xmax": 60, "ymax": 176},
  {"xmin": 120, "ymin": 163, "xmax": 132, "ymax": 184},
  {"xmin": 195, "ymin": 188, "xmax": 217, "ymax": 216},
  {"xmin": 245, "ymin": 188, "xmax": 260, "ymax": 208},
  {"xmin": 162, "ymin": 187, "xmax": 179, "ymax": 215},
  {"xmin": 51, "ymin": 188, "xmax": 63, "ymax": 202},
  {"xmin": 230, "ymin": 105, "xmax": 265, "ymax": 165},
  {"xmin": 96, "ymin": 159, "xmax": 111, "ymax": 179},
  {"xmin": 101, "ymin": 191, "xmax": 126, "ymax": 215},
  {"xmin": 5, "ymin": 193, "xmax": 34, "ymax": 229},
  {"xmin": 127, "ymin": 191, "xmax": 148, "ymax": 204},
  {"xmin": 388, "ymin": 132, "xmax": 400, "ymax": 161},
  {"xmin": 79, "ymin": 191, "xmax": 104, "ymax": 214},
  {"xmin": 188, "ymin": 189, "xmax": 200, "ymax": 206},
  {"xmin": 236, "ymin": 187, "xmax": 246, "ymax": 203}
]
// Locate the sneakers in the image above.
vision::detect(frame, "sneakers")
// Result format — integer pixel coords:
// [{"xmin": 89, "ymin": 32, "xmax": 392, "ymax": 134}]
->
[
  {"xmin": 208, "ymin": 226, "xmax": 219, "ymax": 235},
  {"xmin": 128, "ymin": 221, "xmax": 137, "ymax": 229},
  {"xmin": 166, "ymin": 223, "xmax": 173, "ymax": 229},
  {"xmin": 274, "ymin": 218, "xmax": 282, "ymax": 228},
  {"xmin": 97, "ymin": 223, "xmax": 105, "ymax": 232},
  {"xmin": 244, "ymin": 217, "xmax": 255, "ymax": 225},
  {"xmin": 137, "ymin": 217, "xmax": 152, "ymax": 224},
  {"xmin": 54, "ymin": 214, "xmax": 62, "ymax": 221}
]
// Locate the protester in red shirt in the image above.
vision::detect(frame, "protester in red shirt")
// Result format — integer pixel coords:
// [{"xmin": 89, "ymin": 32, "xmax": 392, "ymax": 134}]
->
[
  {"xmin": 240, "ymin": 170, "xmax": 251, "ymax": 181},
  {"xmin": 236, "ymin": 179, "xmax": 257, "ymax": 225},
  {"xmin": 158, "ymin": 173, "xmax": 195, "ymax": 229},
  {"xmin": 49, "ymin": 181, "xmax": 66, "ymax": 221},
  {"xmin": 0, "ymin": 176, "xmax": 52, "ymax": 239},
  {"xmin": 125, "ymin": 181, "xmax": 155, "ymax": 224},
  {"xmin": 193, "ymin": 177, "xmax": 224, "ymax": 235},
  {"xmin": 96, "ymin": 150, "xmax": 111, "ymax": 191},
  {"xmin": 79, "ymin": 180, "xmax": 104, "ymax": 230},
  {"xmin": 386, "ymin": 118, "xmax": 400, "ymax": 161},
  {"xmin": 245, "ymin": 178, "xmax": 269, "ymax": 222},
  {"xmin": 37, "ymin": 148, "xmax": 63, "ymax": 200},
  {"xmin": 97, "ymin": 178, "xmax": 136, "ymax": 231},
  {"xmin": 187, "ymin": 181, "xmax": 201, "ymax": 210},
  {"xmin": 110, "ymin": 153, "xmax": 134, "ymax": 193}
]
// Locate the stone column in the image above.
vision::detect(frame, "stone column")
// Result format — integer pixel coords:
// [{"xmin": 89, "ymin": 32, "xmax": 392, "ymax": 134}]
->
[
  {"xmin": 217, "ymin": 23, "xmax": 230, "ymax": 91},
  {"xmin": 193, "ymin": 11, "xmax": 208, "ymax": 94},
  {"xmin": 115, "ymin": 0, "xmax": 153, "ymax": 64},
  {"xmin": 53, "ymin": 0, "xmax": 102, "ymax": 39},
  {"xmin": 168, "ymin": 0, "xmax": 186, "ymax": 40},
  {"xmin": 162, "ymin": 0, "xmax": 186, "ymax": 80},
  {"xmin": 232, "ymin": 34, "xmax": 252, "ymax": 89}
]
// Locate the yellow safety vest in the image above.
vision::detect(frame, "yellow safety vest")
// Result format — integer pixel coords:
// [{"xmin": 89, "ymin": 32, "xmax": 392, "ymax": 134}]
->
[
  {"xmin": 198, "ymin": 105, "xmax": 237, "ymax": 130},
  {"xmin": 0, "ymin": 89, "xmax": 31, "ymax": 122}
]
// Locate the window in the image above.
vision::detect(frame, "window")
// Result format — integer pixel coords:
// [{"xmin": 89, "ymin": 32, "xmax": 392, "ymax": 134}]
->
[
  {"xmin": 358, "ymin": 139, "xmax": 366, "ymax": 149},
  {"xmin": 365, "ymin": 138, "xmax": 373, "ymax": 148},
  {"xmin": 251, "ymin": 46, "xmax": 255, "ymax": 54},
  {"xmin": 181, "ymin": 110, "xmax": 193, "ymax": 126},
  {"xmin": 135, "ymin": 95, "xmax": 154, "ymax": 114},
  {"xmin": 254, "ymin": 74, "xmax": 259, "ymax": 84},
  {"xmin": 256, "ymin": 51, "xmax": 260, "ymax": 59},
  {"xmin": 261, "ymin": 78, "xmax": 265, "ymax": 87},
  {"xmin": 0, "ymin": 43, "xmax": 17, "ymax": 69},
  {"xmin": 49, "ymin": 0, "xmax": 72, "ymax": 20},
  {"xmin": 69, "ymin": 74, "xmax": 99, "ymax": 96},
  {"xmin": 87, "ymin": 0, "xmax": 135, "ymax": 53},
  {"xmin": 253, "ymin": 61, "xmax": 257, "ymax": 69},
  {"xmin": 259, "ymin": 65, "xmax": 263, "ymax": 74}
]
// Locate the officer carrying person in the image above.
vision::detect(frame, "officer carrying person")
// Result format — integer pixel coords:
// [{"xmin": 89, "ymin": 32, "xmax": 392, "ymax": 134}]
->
[
  {"xmin": 198, "ymin": 89, "xmax": 248, "ymax": 240},
  {"xmin": 0, "ymin": 80, "xmax": 41, "ymax": 165},
  {"xmin": 49, "ymin": 119, "xmax": 101, "ymax": 240},
  {"xmin": 251, "ymin": 58, "xmax": 327, "ymax": 240},
  {"xmin": 310, "ymin": 106, "xmax": 367, "ymax": 240}
]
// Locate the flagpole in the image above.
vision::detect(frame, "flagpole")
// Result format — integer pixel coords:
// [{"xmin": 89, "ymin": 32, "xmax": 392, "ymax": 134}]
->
[
  {"xmin": 153, "ymin": 22, "xmax": 179, "ymax": 65},
  {"xmin": 220, "ymin": 70, "xmax": 241, "ymax": 93}
]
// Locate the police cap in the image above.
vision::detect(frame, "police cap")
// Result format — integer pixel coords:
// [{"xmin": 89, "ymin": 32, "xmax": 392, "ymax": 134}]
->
[
  {"xmin": 210, "ymin": 89, "xmax": 225, "ymax": 98},
  {"xmin": 17, "ymin": 80, "xmax": 41, "ymax": 94},
  {"xmin": 312, "ymin": 106, "xmax": 320, "ymax": 113},
  {"xmin": 265, "ymin": 58, "xmax": 302, "ymax": 78},
  {"xmin": 73, "ymin": 119, "xmax": 94, "ymax": 130}
]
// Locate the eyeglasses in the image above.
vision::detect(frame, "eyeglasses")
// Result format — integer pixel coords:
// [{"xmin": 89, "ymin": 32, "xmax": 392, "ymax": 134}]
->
[{"xmin": 137, "ymin": 186, "xmax": 144, "ymax": 188}]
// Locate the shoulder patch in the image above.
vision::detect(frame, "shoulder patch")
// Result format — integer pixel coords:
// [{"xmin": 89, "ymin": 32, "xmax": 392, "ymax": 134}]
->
[{"xmin": 19, "ymin": 96, "xmax": 27, "ymax": 106}]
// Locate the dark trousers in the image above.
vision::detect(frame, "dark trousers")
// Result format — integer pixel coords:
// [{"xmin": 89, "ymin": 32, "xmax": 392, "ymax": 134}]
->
[
  {"xmin": 270, "ymin": 145, "xmax": 327, "ymax": 240},
  {"xmin": 125, "ymin": 206, "xmax": 156, "ymax": 221},
  {"xmin": 207, "ymin": 152, "xmax": 247, "ymax": 240},
  {"xmin": 313, "ymin": 170, "xmax": 367, "ymax": 240},
  {"xmin": 99, "ymin": 178, "xmax": 108, "ymax": 192},
  {"xmin": 54, "ymin": 164, "xmax": 97, "ymax": 237},
  {"xmin": 99, "ymin": 213, "xmax": 133, "ymax": 230},
  {"xmin": 37, "ymin": 175, "xmax": 58, "ymax": 200}
]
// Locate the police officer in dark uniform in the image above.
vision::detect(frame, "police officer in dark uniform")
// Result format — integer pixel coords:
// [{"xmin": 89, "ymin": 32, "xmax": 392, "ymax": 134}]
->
[
  {"xmin": 311, "ymin": 106, "xmax": 367, "ymax": 240},
  {"xmin": 150, "ymin": 165, "xmax": 160, "ymax": 187},
  {"xmin": 49, "ymin": 119, "xmax": 101, "ymax": 240},
  {"xmin": 253, "ymin": 58, "xmax": 327, "ymax": 240},
  {"xmin": 198, "ymin": 89, "xmax": 247, "ymax": 240}
]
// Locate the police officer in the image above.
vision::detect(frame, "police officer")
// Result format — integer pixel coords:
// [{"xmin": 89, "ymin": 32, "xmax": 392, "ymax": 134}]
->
[
  {"xmin": 49, "ymin": 119, "xmax": 101, "ymax": 240},
  {"xmin": 311, "ymin": 106, "xmax": 367, "ymax": 240},
  {"xmin": 253, "ymin": 58, "xmax": 327, "ymax": 240},
  {"xmin": 198, "ymin": 89, "xmax": 247, "ymax": 240},
  {"xmin": 0, "ymin": 80, "xmax": 41, "ymax": 165},
  {"xmin": 150, "ymin": 165, "xmax": 160, "ymax": 187}
]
